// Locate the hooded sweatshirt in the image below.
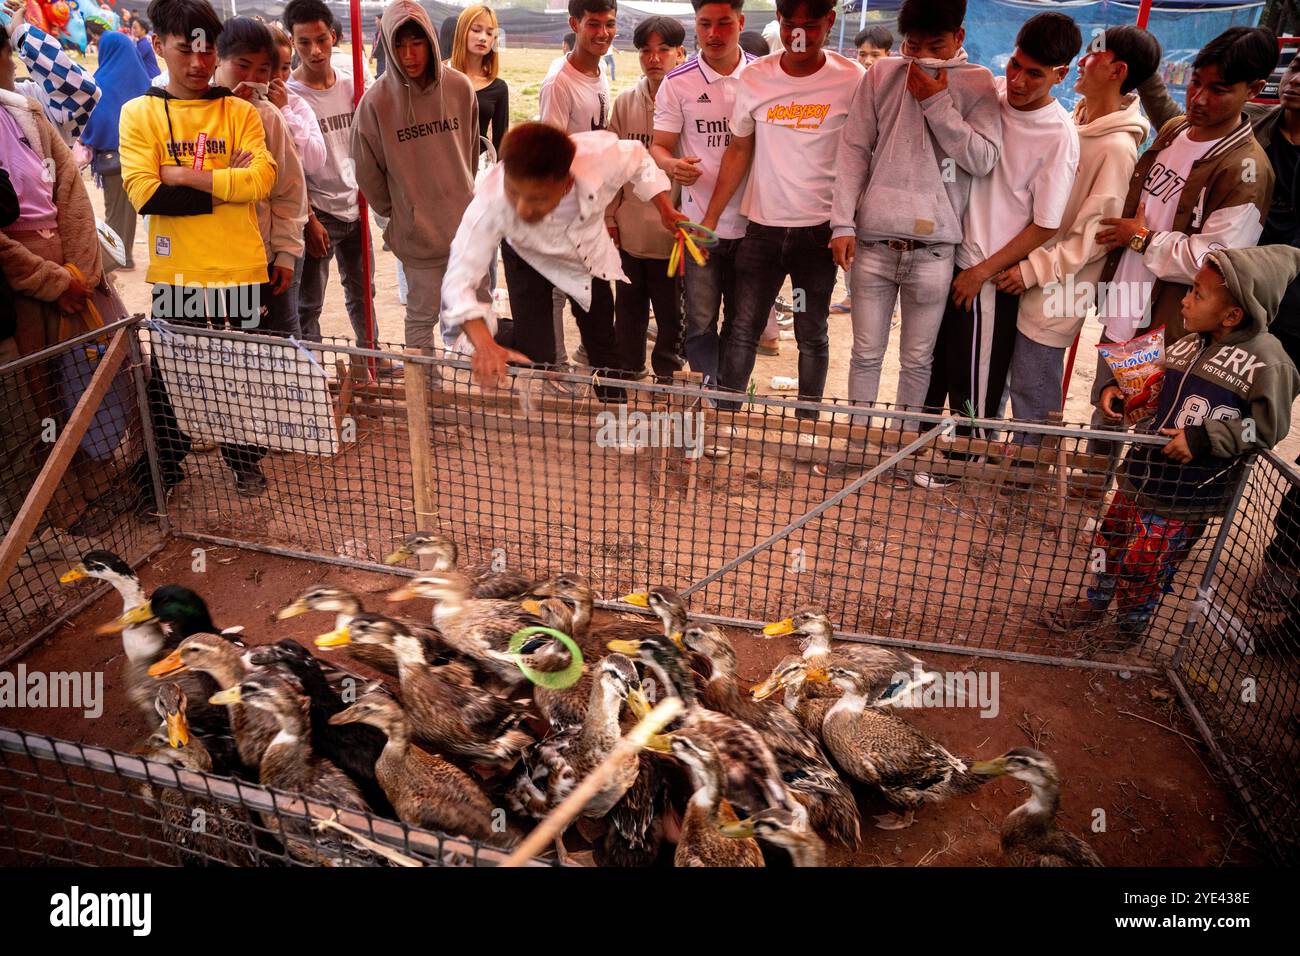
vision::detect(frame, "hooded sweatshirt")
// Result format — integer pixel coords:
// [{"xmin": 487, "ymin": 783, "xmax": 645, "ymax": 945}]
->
[
  {"xmin": 249, "ymin": 97, "xmax": 308, "ymax": 269},
  {"xmin": 606, "ymin": 76, "xmax": 680, "ymax": 260},
  {"xmin": 831, "ymin": 50, "xmax": 1002, "ymax": 245},
  {"xmin": 350, "ymin": 0, "xmax": 479, "ymax": 267},
  {"xmin": 1016, "ymin": 94, "xmax": 1151, "ymax": 348},
  {"xmin": 119, "ymin": 87, "xmax": 277, "ymax": 286},
  {"xmin": 1120, "ymin": 245, "xmax": 1300, "ymax": 521}
]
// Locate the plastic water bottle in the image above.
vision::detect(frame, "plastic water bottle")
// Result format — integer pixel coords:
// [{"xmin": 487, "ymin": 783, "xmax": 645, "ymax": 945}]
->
[{"xmin": 770, "ymin": 376, "xmax": 799, "ymax": 391}]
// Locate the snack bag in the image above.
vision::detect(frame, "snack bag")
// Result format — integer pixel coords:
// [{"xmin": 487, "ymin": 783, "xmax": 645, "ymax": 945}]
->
[{"xmin": 1097, "ymin": 327, "xmax": 1165, "ymax": 427}]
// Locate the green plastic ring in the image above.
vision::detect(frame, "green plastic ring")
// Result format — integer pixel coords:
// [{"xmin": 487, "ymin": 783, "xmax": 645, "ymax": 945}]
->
[{"xmin": 508, "ymin": 626, "xmax": 585, "ymax": 689}]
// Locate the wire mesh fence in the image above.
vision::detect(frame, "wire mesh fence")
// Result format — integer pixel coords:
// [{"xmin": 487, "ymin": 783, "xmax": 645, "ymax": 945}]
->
[
  {"xmin": 1168, "ymin": 451, "xmax": 1300, "ymax": 863},
  {"xmin": 1, "ymin": 319, "xmax": 165, "ymax": 662},
  {"xmin": 0, "ymin": 728, "xmax": 537, "ymax": 867},
  {"xmin": 3, "ymin": 316, "xmax": 1298, "ymax": 863}
]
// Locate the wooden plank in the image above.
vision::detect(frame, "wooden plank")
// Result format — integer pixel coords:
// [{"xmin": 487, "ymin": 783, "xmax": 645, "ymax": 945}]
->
[
  {"xmin": 403, "ymin": 351, "xmax": 437, "ymax": 541},
  {"xmin": 0, "ymin": 329, "xmax": 130, "ymax": 587}
]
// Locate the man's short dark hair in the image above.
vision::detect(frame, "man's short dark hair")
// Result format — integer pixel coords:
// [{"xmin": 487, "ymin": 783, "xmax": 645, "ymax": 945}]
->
[
  {"xmin": 1193, "ymin": 26, "xmax": 1279, "ymax": 86},
  {"xmin": 691, "ymin": 0, "xmax": 744, "ymax": 11},
  {"xmin": 397, "ymin": 20, "xmax": 429, "ymax": 45},
  {"xmin": 634, "ymin": 16, "xmax": 685, "ymax": 49},
  {"xmin": 501, "ymin": 122, "xmax": 576, "ymax": 182},
  {"xmin": 1102, "ymin": 25, "xmax": 1161, "ymax": 94},
  {"xmin": 282, "ymin": 0, "xmax": 335, "ymax": 37},
  {"xmin": 776, "ymin": 0, "xmax": 835, "ymax": 19},
  {"xmin": 216, "ymin": 16, "xmax": 274, "ymax": 64},
  {"xmin": 1015, "ymin": 12, "xmax": 1082, "ymax": 67},
  {"xmin": 897, "ymin": 0, "xmax": 965, "ymax": 38},
  {"xmin": 738, "ymin": 30, "xmax": 768, "ymax": 58},
  {"xmin": 854, "ymin": 25, "xmax": 893, "ymax": 51},
  {"xmin": 147, "ymin": 0, "xmax": 223, "ymax": 44},
  {"xmin": 563, "ymin": 32, "xmax": 576, "ymax": 50},
  {"xmin": 568, "ymin": 0, "xmax": 617, "ymax": 19}
]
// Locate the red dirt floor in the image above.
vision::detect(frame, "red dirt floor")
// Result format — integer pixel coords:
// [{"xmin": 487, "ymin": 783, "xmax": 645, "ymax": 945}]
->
[{"xmin": 2, "ymin": 537, "xmax": 1263, "ymax": 866}]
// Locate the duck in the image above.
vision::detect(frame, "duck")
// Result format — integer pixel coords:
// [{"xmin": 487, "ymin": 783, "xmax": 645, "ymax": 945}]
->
[
  {"xmin": 805, "ymin": 661, "xmax": 987, "ymax": 829},
  {"xmin": 646, "ymin": 729, "xmax": 764, "ymax": 868},
  {"xmin": 719, "ymin": 806, "xmax": 827, "ymax": 867},
  {"xmin": 60, "ymin": 549, "xmax": 159, "ymax": 669},
  {"xmin": 531, "ymin": 574, "xmax": 660, "ymax": 653},
  {"xmin": 95, "ymin": 584, "xmax": 244, "ymax": 768},
  {"xmin": 276, "ymin": 585, "xmax": 447, "ymax": 676},
  {"xmin": 619, "ymin": 585, "xmax": 712, "ymax": 692},
  {"xmin": 330, "ymin": 689, "xmax": 506, "ymax": 845},
  {"xmin": 504, "ymin": 653, "xmax": 646, "ymax": 865},
  {"xmin": 209, "ymin": 671, "xmax": 377, "ymax": 866},
  {"xmin": 386, "ymin": 572, "xmax": 541, "ymax": 688},
  {"xmin": 608, "ymin": 632, "xmax": 796, "ymax": 823},
  {"xmin": 514, "ymin": 609, "xmax": 595, "ymax": 735},
  {"xmin": 147, "ymin": 632, "xmax": 274, "ymax": 774},
  {"xmin": 247, "ymin": 639, "xmax": 392, "ymax": 816},
  {"xmin": 751, "ymin": 655, "xmax": 837, "ymax": 736},
  {"xmin": 317, "ymin": 613, "xmax": 532, "ymax": 766},
  {"xmin": 384, "ymin": 532, "xmax": 535, "ymax": 599},
  {"xmin": 762, "ymin": 608, "xmax": 929, "ymax": 704},
  {"xmin": 971, "ymin": 748, "xmax": 1102, "ymax": 866},
  {"xmin": 679, "ymin": 624, "xmax": 861, "ymax": 851},
  {"xmin": 515, "ymin": 602, "xmax": 672, "ymax": 868},
  {"xmin": 134, "ymin": 682, "xmax": 258, "ymax": 866}
]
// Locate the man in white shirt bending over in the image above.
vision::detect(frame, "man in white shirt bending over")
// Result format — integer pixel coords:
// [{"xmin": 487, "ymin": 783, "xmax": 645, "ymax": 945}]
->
[{"xmin": 441, "ymin": 122, "xmax": 685, "ymax": 399}]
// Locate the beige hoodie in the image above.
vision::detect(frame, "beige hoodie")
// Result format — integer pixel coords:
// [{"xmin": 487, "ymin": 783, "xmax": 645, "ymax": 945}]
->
[
  {"xmin": 350, "ymin": 0, "xmax": 479, "ymax": 266},
  {"xmin": 605, "ymin": 76, "xmax": 680, "ymax": 260},
  {"xmin": 1016, "ymin": 93, "xmax": 1151, "ymax": 348},
  {"xmin": 250, "ymin": 97, "xmax": 308, "ymax": 269}
]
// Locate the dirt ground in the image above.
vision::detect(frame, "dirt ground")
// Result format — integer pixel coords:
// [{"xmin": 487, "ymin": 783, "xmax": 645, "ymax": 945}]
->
[{"xmin": 3, "ymin": 536, "xmax": 1261, "ymax": 866}]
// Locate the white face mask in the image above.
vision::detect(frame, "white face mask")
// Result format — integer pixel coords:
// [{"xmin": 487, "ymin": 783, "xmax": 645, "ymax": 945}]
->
[{"xmin": 233, "ymin": 81, "xmax": 270, "ymax": 99}]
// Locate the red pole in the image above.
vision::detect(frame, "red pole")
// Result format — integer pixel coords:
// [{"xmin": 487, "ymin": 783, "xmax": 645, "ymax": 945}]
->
[
  {"xmin": 349, "ymin": 0, "xmax": 377, "ymax": 373},
  {"xmin": 1059, "ymin": 0, "xmax": 1153, "ymax": 410}
]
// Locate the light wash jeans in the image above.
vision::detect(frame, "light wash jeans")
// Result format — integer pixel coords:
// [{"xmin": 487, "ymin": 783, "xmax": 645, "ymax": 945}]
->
[{"xmin": 847, "ymin": 240, "xmax": 955, "ymax": 414}]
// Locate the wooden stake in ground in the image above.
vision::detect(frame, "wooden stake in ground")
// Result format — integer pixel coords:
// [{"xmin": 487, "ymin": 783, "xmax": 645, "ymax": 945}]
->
[
  {"xmin": 403, "ymin": 351, "xmax": 437, "ymax": 561},
  {"xmin": 501, "ymin": 696, "xmax": 684, "ymax": 867}
]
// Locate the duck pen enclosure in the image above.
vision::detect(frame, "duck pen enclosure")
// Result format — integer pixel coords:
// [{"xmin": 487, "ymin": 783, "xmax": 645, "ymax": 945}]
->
[{"xmin": 1, "ymin": 317, "xmax": 1297, "ymax": 866}]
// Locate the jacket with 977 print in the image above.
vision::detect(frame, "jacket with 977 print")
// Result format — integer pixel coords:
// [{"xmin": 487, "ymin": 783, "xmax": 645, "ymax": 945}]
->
[{"xmin": 1121, "ymin": 319, "xmax": 1299, "ymax": 521}]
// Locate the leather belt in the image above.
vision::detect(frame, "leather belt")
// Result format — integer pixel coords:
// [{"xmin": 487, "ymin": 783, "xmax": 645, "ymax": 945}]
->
[{"xmin": 874, "ymin": 238, "xmax": 933, "ymax": 251}]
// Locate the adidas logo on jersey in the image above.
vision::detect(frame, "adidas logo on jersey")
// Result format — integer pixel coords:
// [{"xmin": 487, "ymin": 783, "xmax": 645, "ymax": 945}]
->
[{"xmin": 697, "ymin": 92, "xmax": 711, "ymax": 103}]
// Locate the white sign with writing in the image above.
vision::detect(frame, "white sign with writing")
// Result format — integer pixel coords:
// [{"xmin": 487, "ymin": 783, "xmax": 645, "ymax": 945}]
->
[{"xmin": 152, "ymin": 329, "xmax": 338, "ymax": 456}]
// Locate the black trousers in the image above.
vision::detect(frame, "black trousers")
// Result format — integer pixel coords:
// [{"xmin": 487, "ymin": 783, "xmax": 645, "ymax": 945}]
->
[
  {"xmin": 925, "ymin": 285, "xmax": 1020, "ymax": 431},
  {"xmin": 501, "ymin": 241, "xmax": 624, "ymax": 402},
  {"xmin": 614, "ymin": 250, "xmax": 684, "ymax": 382},
  {"xmin": 129, "ymin": 285, "xmax": 269, "ymax": 493}
]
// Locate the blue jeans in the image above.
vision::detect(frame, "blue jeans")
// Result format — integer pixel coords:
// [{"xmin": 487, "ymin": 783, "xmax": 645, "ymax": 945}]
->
[
  {"xmin": 1007, "ymin": 329, "xmax": 1064, "ymax": 446},
  {"xmin": 719, "ymin": 221, "xmax": 837, "ymax": 419},
  {"xmin": 297, "ymin": 207, "xmax": 376, "ymax": 346},
  {"xmin": 682, "ymin": 235, "xmax": 740, "ymax": 386},
  {"xmin": 847, "ymin": 240, "xmax": 955, "ymax": 412}
]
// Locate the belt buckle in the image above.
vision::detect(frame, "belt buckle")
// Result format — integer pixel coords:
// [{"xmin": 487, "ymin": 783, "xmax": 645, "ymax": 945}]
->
[{"xmin": 884, "ymin": 239, "xmax": 909, "ymax": 252}]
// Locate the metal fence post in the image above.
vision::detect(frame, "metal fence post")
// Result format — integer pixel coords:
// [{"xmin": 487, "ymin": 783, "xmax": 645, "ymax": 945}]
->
[
  {"xmin": 126, "ymin": 320, "xmax": 172, "ymax": 539},
  {"xmin": 1170, "ymin": 458, "xmax": 1255, "ymax": 670}
]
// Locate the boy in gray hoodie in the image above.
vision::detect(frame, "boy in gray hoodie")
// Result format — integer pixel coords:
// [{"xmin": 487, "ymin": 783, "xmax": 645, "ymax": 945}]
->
[
  {"xmin": 1050, "ymin": 245, "xmax": 1300, "ymax": 645},
  {"xmin": 830, "ymin": 0, "xmax": 1001, "ymax": 415},
  {"xmin": 351, "ymin": 0, "xmax": 480, "ymax": 350}
]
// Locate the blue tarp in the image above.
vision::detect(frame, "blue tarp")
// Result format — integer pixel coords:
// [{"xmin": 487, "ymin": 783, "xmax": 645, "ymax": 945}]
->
[{"xmin": 961, "ymin": 0, "xmax": 1265, "ymax": 112}]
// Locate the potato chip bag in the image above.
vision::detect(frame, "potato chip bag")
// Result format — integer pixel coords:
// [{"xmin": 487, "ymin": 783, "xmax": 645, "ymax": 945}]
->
[{"xmin": 1097, "ymin": 327, "xmax": 1165, "ymax": 427}]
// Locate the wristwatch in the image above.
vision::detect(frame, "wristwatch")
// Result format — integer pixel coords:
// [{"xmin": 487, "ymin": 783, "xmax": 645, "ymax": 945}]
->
[{"xmin": 1129, "ymin": 227, "xmax": 1153, "ymax": 254}]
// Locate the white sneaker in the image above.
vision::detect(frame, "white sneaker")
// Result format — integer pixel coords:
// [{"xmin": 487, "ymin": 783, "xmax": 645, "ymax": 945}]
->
[
  {"xmin": 913, "ymin": 471, "xmax": 956, "ymax": 489},
  {"xmin": 704, "ymin": 424, "xmax": 738, "ymax": 459}
]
